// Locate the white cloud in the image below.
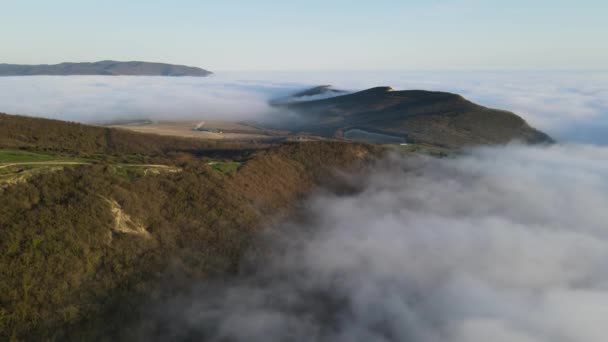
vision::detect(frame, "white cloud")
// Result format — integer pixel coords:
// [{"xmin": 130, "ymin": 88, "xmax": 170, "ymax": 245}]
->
[
  {"xmin": 0, "ymin": 75, "xmax": 291, "ymax": 123},
  {"xmin": 1, "ymin": 71, "xmax": 607, "ymax": 144},
  {"xmin": 141, "ymin": 144, "xmax": 608, "ymax": 342}
]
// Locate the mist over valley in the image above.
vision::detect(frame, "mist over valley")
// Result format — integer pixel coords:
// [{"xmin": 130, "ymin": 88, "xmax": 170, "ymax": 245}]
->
[{"xmin": 1, "ymin": 1, "xmax": 607, "ymax": 340}]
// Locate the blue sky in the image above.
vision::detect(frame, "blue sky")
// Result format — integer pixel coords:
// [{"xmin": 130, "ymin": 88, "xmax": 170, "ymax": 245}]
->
[{"xmin": 1, "ymin": 0, "xmax": 607, "ymax": 70}]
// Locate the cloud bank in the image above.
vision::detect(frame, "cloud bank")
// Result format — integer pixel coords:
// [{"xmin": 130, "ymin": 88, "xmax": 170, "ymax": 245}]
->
[
  {"xmin": 2, "ymin": 73, "xmax": 605, "ymax": 341},
  {"xmin": 232, "ymin": 70, "xmax": 608, "ymax": 145},
  {"xmin": 0, "ymin": 75, "xmax": 290, "ymax": 123},
  {"xmin": 140, "ymin": 144, "xmax": 608, "ymax": 342},
  {"xmin": 0, "ymin": 71, "xmax": 607, "ymax": 144}
]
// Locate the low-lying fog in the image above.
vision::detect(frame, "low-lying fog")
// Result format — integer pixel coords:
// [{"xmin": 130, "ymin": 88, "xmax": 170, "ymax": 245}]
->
[
  {"xmin": 1, "ymin": 71, "xmax": 607, "ymax": 144},
  {"xmin": 1, "ymin": 72, "xmax": 607, "ymax": 342},
  {"xmin": 140, "ymin": 144, "xmax": 608, "ymax": 342}
]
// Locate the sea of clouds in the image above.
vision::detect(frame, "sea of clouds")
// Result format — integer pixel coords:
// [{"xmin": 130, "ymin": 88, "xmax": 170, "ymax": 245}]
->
[
  {"xmin": 2, "ymin": 72, "xmax": 607, "ymax": 341},
  {"xmin": 139, "ymin": 144, "xmax": 608, "ymax": 342},
  {"xmin": 0, "ymin": 71, "xmax": 607, "ymax": 144}
]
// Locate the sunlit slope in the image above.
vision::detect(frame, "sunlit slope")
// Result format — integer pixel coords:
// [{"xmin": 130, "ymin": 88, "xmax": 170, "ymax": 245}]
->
[
  {"xmin": 0, "ymin": 60, "xmax": 212, "ymax": 76},
  {"xmin": 0, "ymin": 112, "xmax": 381, "ymax": 340}
]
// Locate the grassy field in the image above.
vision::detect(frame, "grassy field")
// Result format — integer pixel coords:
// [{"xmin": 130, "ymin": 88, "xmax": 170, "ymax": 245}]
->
[
  {"xmin": 0, "ymin": 149, "xmax": 62, "ymax": 162},
  {"xmin": 0, "ymin": 149, "xmax": 182, "ymax": 187},
  {"xmin": 207, "ymin": 160, "xmax": 242, "ymax": 175},
  {"xmin": 108, "ymin": 120, "xmax": 283, "ymax": 141},
  {"xmin": 109, "ymin": 164, "xmax": 182, "ymax": 180}
]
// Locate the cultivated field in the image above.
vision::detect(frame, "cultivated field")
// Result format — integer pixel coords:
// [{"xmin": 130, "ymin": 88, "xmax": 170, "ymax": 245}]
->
[
  {"xmin": 0, "ymin": 149, "xmax": 182, "ymax": 188},
  {"xmin": 107, "ymin": 120, "xmax": 289, "ymax": 140}
]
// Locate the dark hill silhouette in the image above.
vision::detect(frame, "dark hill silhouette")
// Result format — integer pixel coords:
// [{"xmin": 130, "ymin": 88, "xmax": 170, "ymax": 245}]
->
[
  {"xmin": 0, "ymin": 60, "xmax": 212, "ymax": 76},
  {"xmin": 270, "ymin": 86, "xmax": 552, "ymax": 147}
]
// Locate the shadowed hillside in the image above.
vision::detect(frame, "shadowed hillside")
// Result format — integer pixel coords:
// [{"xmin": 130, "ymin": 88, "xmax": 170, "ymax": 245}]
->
[{"xmin": 270, "ymin": 86, "xmax": 553, "ymax": 147}]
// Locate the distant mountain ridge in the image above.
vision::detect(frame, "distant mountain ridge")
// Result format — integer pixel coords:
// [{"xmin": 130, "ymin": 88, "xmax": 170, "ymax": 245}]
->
[
  {"xmin": 269, "ymin": 86, "xmax": 553, "ymax": 147},
  {"xmin": 0, "ymin": 60, "xmax": 212, "ymax": 76}
]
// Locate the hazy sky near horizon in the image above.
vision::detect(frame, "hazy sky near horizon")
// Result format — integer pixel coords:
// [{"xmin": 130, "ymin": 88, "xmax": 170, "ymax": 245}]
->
[{"xmin": 1, "ymin": 0, "xmax": 607, "ymax": 70}]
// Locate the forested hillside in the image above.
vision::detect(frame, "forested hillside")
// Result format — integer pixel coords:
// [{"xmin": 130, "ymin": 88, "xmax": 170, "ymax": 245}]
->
[
  {"xmin": 0, "ymin": 112, "xmax": 381, "ymax": 340},
  {"xmin": 0, "ymin": 113, "xmax": 262, "ymax": 160}
]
